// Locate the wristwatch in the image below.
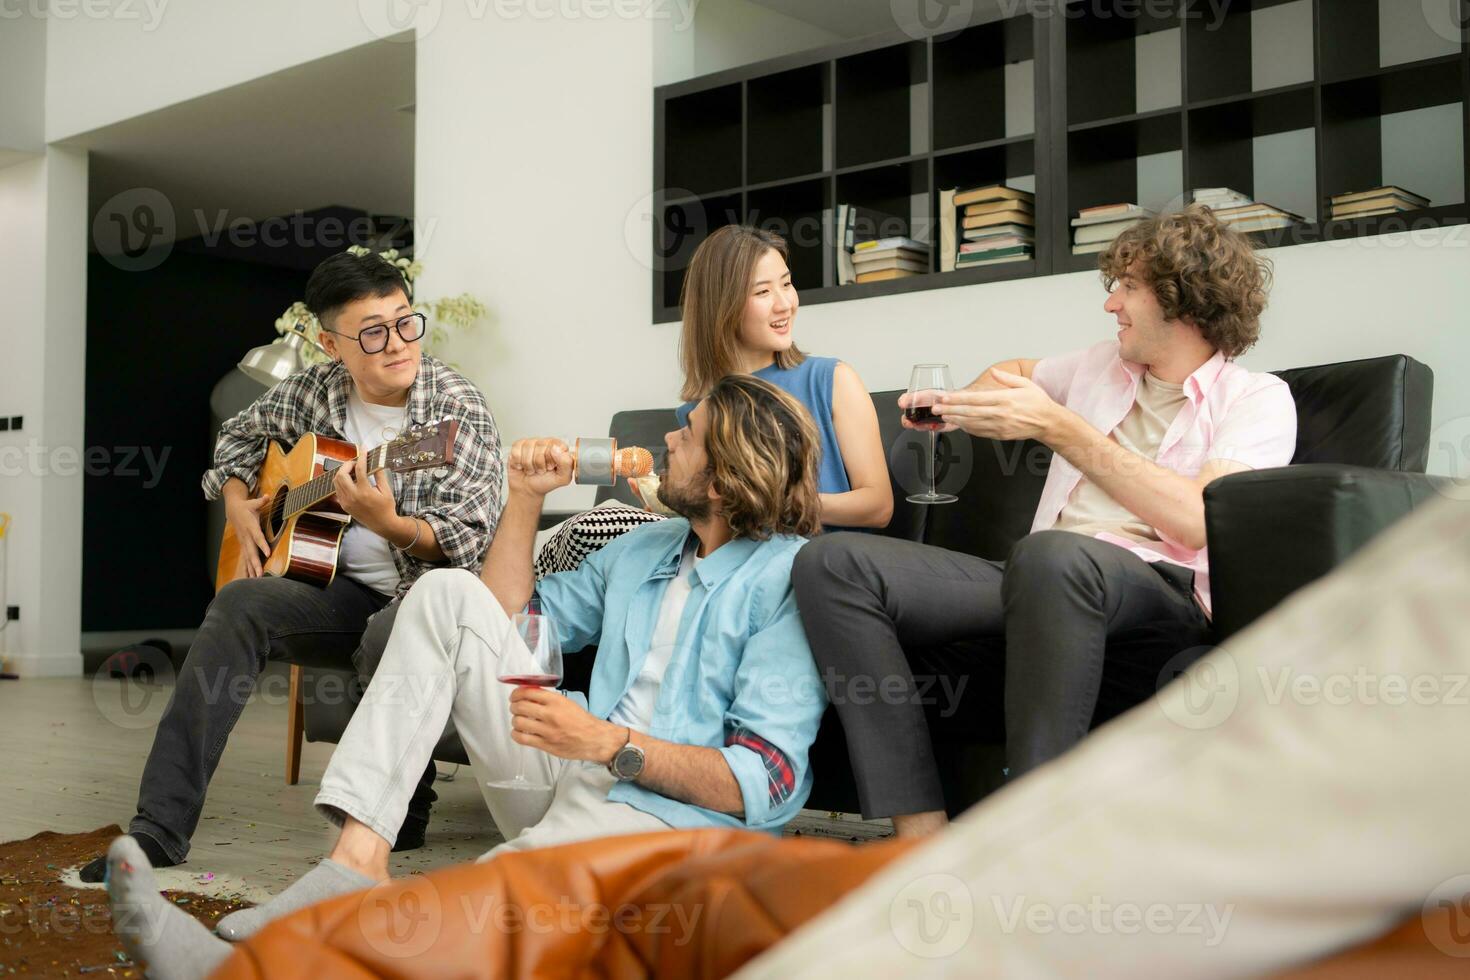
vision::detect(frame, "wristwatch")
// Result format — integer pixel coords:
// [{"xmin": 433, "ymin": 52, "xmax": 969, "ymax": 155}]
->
[{"xmin": 608, "ymin": 729, "xmax": 645, "ymax": 782}]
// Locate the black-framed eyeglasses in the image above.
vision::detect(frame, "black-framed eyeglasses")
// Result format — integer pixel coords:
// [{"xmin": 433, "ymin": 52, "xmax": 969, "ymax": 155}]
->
[{"xmin": 322, "ymin": 312, "xmax": 427, "ymax": 354}]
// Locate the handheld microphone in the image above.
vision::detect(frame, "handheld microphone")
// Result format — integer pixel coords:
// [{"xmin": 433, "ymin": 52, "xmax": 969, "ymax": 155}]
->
[{"xmin": 572, "ymin": 438, "xmax": 654, "ymax": 486}]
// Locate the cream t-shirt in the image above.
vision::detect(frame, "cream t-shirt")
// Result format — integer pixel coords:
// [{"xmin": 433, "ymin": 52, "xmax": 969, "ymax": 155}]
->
[
  {"xmin": 335, "ymin": 391, "xmax": 409, "ymax": 596},
  {"xmin": 1052, "ymin": 371, "xmax": 1188, "ymax": 545}
]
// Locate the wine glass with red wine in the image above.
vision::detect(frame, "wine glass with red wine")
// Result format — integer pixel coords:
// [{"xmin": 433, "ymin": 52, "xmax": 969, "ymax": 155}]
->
[
  {"xmin": 905, "ymin": 363, "xmax": 958, "ymax": 505},
  {"xmin": 486, "ymin": 612, "xmax": 564, "ymax": 792}
]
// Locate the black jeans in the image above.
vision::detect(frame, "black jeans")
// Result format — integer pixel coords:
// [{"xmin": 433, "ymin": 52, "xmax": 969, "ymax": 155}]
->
[
  {"xmin": 791, "ymin": 530, "xmax": 1209, "ymax": 819},
  {"xmin": 131, "ymin": 574, "xmax": 437, "ymax": 862}
]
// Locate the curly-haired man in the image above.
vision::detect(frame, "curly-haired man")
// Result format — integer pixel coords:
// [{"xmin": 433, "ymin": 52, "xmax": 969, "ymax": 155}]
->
[{"xmin": 794, "ymin": 204, "xmax": 1298, "ymax": 837}]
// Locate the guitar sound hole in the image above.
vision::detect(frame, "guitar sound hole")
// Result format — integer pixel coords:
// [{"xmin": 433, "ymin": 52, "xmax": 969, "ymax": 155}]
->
[{"xmin": 268, "ymin": 486, "xmax": 289, "ymax": 538}]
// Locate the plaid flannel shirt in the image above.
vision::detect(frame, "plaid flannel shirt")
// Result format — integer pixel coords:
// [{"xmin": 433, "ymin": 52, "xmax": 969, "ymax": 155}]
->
[{"xmin": 202, "ymin": 355, "xmax": 504, "ymax": 597}]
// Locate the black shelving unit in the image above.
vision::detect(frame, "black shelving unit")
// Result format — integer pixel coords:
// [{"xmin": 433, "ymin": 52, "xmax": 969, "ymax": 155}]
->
[{"xmin": 652, "ymin": 0, "xmax": 1469, "ymax": 322}]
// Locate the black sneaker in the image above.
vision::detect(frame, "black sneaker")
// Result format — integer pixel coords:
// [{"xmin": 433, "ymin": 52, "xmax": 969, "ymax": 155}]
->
[
  {"xmin": 78, "ymin": 831, "xmax": 177, "ymax": 883},
  {"xmin": 392, "ymin": 813, "xmax": 428, "ymax": 852}
]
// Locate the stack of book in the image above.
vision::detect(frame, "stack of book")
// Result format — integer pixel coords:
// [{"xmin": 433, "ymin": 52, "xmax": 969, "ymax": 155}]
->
[
  {"xmin": 852, "ymin": 236, "xmax": 931, "ymax": 283},
  {"xmin": 1191, "ymin": 187, "xmax": 1303, "ymax": 233},
  {"xmin": 1071, "ymin": 203, "xmax": 1154, "ymax": 254},
  {"xmin": 952, "ymin": 185, "xmax": 1035, "ymax": 269},
  {"xmin": 1329, "ymin": 186, "xmax": 1430, "ymax": 220},
  {"xmin": 1192, "ymin": 186, "xmax": 1252, "ymax": 211}
]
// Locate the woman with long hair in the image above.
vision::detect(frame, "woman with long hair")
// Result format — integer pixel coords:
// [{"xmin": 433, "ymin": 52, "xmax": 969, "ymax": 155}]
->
[
  {"xmin": 536, "ymin": 225, "xmax": 892, "ymax": 576},
  {"xmin": 674, "ymin": 225, "xmax": 892, "ymax": 530}
]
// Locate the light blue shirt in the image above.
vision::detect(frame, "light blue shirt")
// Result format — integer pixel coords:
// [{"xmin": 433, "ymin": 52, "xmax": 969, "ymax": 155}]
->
[{"xmin": 532, "ymin": 518, "xmax": 825, "ymax": 833}]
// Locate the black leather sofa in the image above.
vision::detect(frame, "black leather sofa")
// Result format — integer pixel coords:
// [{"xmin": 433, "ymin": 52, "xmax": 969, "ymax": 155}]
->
[{"xmin": 294, "ymin": 353, "xmax": 1439, "ymax": 815}]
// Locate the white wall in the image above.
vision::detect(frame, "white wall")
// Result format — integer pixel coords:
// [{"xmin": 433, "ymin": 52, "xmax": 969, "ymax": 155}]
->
[
  {"xmin": 415, "ymin": 0, "xmax": 842, "ymax": 513},
  {"xmin": 0, "ymin": 145, "xmax": 88, "ymax": 676},
  {"xmin": 656, "ymin": 0, "xmax": 841, "ymax": 86},
  {"xmin": 418, "ymin": 5, "xmax": 672, "ymax": 512},
  {"xmin": 0, "ymin": 7, "xmax": 46, "ymax": 156},
  {"xmin": 43, "ymin": 0, "xmax": 383, "ymax": 140},
  {"xmin": 0, "ymin": 157, "xmax": 49, "ymax": 672}
]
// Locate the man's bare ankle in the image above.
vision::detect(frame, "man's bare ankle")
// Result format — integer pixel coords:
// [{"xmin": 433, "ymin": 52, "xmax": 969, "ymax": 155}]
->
[
  {"xmin": 327, "ymin": 847, "xmax": 390, "ymax": 882},
  {"xmin": 892, "ymin": 810, "xmax": 949, "ymax": 838},
  {"xmin": 329, "ymin": 823, "xmax": 392, "ymax": 880}
]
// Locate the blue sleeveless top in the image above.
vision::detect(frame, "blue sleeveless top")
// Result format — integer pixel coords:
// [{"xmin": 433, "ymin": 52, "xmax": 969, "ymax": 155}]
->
[{"xmin": 676, "ymin": 356, "xmax": 851, "ymax": 496}]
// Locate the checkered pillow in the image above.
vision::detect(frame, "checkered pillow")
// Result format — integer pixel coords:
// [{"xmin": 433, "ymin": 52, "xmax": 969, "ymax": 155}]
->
[{"xmin": 534, "ymin": 503, "xmax": 668, "ymax": 579}]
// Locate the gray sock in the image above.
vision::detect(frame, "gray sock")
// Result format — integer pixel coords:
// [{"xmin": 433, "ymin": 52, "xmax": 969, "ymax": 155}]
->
[
  {"xmin": 106, "ymin": 836, "xmax": 232, "ymax": 980},
  {"xmin": 214, "ymin": 859, "xmax": 376, "ymax": 941}
]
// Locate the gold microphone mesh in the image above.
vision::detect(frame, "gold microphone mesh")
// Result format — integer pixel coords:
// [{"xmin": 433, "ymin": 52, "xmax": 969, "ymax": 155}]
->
[{"xmin": 616, "ymin": 446, "xmax": 655, "ymax": 478}]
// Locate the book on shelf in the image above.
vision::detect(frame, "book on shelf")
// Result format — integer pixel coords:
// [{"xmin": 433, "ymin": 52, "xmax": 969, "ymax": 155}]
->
[
  {"xmin": 852, "ymin": 255, "xmax": 930, "ymax": 274},
  {"xmin": 837, "ymin": 203, "xmax": 911, "ymax": 285},
  {"xmin": 957, "ymin": 245, "xmax": 1032, "ymax": 266},
  {"xmin": 959, "ymin": 251, "xmax": 1035, "ymax": 267},
  {"xmin": 954, "ymin": 184, "xmax": 1034, "ymax": 208},
  {"xmin": 854, "ymin": 236, "xmax": 930, "ymax": 254},
  {"xmin": 1072, "ymin": 240, "xmax": 1112, "ymax": 255},
  {"xmin": 835, "ymin": 203, "xmax": 856, "ymax": 286},
  {"xmin": 855, "ymin": 268, "xmax": 924, "ymax": 284},
  {"xmin": 963, "ymin": 222, "xmax": 1034, "ymax": 242},
  {"xmin": 1074, "ymin": 202, "xmax": 1153, "ymax": 224},
  {"xmin": 1331, "ymin": 189, "xmax": 1430, "ymax": 219},
  {"xmin": 1224, "ymin": 215, "xmax": 1298, "ymax": 233},
  {"xmin": 939, "ymin": 188, "xmax": 958, "ymax": 273},
  {"xmin": 851, "ymin": 245, "xmax": 928, "ymax": 264},
  {"xmin": 1330, "ymin": 186, "xmax": 1430, "ymax": 210},
  {"xmin": 960, "ymin": 235, "xmax": 1031, "ymax": 253},
  {"xmin": 1191, "ymin": 187, "xmax": 1253, "ymax": 209},
  {"xmin": 1333, "ymin": 197, "xmax": 1423, "ymax": 217},
  {"xmin": 1333, "ymin": 206, "xmax": 1410, "ymax": 219},
  {"xmin": 1073, "ymin": 220, "xmax": 1145, "ymax": 246},
  {"xmin": 842, "ymin": 205, "xmax": 908, "ymax": 247},
  {"xmin": 964, "ymin": 198, "xmax": 1034, "ymax": 218},
  {"xmin": 963, "ymin": 208, "xmax": 1034, "ymax": 230},
  {"xmin": 1211, "ymin": 202, "xmax": 1303, "ymax": 223}
]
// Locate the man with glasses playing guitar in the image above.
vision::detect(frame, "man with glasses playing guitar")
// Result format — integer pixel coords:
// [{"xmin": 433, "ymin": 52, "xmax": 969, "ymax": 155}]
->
[{"xmin": 79, "ymin": 251, "xmax": 504, "ymax": 881}]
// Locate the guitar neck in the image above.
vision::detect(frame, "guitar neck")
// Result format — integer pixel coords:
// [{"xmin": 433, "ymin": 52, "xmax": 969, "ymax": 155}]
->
[{"xmin": 284, "ymin": 442, "xmax": 392, "ymax": 519}]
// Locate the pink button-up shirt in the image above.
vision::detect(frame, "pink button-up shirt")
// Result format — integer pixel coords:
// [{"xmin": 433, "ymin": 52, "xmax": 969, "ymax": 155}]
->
[{"xmin": 1030, "ymin": 340, "xmax": 1297, "ymax": 617}]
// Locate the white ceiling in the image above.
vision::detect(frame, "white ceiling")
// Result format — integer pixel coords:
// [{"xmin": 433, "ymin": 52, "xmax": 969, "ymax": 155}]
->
[
  {"xmin": 747, "ymin": 0, "xmax": 1014, "ymax": 38},
  {"xmin": 74, "ymin": 38, "xmax": 414, "ymax": 249}
]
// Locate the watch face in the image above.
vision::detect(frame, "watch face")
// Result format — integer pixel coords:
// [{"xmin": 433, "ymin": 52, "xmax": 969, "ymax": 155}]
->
[{"xmin": 614, "ymin": 744, "xmax": 644, "ymax": 780}]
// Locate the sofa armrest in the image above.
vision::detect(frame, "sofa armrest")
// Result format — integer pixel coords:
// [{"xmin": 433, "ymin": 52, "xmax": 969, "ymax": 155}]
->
[{"xmin": 1204, "ymin": 464, "xmax": 1448, "ymax": 640}]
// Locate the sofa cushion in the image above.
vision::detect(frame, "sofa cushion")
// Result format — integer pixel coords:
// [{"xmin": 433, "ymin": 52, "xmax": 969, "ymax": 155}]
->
[{"xmin": 1273, "ymin": 354, "xmax": 1432, "ymax": 472}]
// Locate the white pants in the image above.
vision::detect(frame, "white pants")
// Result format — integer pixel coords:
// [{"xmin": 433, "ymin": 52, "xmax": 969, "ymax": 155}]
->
[
  {"xmin": 741, "ymin": 497, "xmax": 1470, "ymax": 979},
  {"xmin": 315, "ymin": 568, "xmax": 667, "ymax": 856}
]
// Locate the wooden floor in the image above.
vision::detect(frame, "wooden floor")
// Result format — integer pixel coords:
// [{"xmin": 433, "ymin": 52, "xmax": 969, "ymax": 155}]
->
[{"xmin": 0, "ymin": 666, "xmax": 888, "ymax": 902}]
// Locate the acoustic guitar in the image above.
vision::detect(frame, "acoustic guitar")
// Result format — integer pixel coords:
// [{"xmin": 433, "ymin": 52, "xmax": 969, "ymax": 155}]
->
[{"xmin": 215, "ymin": 419, "xmax": 459, "ymax": 591}]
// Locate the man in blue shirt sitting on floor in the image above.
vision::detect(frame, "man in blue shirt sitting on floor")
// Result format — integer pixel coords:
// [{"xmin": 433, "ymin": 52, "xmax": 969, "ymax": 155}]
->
[{"xmin": 106, "ymin": 374, "xmax": 831, "ymax": 960}]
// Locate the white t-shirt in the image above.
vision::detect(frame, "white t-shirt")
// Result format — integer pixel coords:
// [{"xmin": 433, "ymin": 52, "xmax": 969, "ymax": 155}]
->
[
  {"xmin": 608, "ymin": 539, "xmax": 701, "ymax": 731},
  {"xmin": 335, "ymin": 391, "xmax": 409, "ymax": 596}
]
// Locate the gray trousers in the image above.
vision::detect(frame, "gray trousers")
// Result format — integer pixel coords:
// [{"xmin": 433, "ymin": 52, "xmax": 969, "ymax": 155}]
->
[
  {"xmin": 130, "ymin": 573, "xmax": 433, "ymax": 863},
  {"xmin": 791, "ymin": 530, "xmax": 1208, "ymax": 818}
]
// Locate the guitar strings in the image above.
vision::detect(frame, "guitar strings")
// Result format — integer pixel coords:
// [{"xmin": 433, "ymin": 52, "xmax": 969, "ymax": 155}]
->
[{"xmin": 279, "ymin": 445, "xmax": 390, "ymax": 523}]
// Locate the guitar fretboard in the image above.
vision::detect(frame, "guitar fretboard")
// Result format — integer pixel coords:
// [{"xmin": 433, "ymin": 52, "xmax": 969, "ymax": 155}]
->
[{"xmin": 279, "ymin": 443, "xmax": 390, "ymax": 522}]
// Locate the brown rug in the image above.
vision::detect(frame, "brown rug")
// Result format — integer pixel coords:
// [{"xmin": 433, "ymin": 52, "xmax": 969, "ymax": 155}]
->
[{"xmin": 0, "ymin": 826, "xmax": 252, "ymax": 979}]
